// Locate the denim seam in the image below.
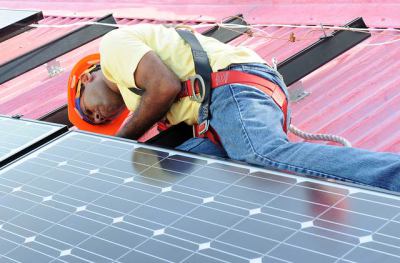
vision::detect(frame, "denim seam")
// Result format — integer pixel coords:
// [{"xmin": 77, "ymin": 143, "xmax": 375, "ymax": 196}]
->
[
  {"xmin": 182, "ymin": 139, "xmax": 207, "ymax": 152},
  {"xmin": 228, "ymin": 84, "xmax": 340, "ymax": 180}
]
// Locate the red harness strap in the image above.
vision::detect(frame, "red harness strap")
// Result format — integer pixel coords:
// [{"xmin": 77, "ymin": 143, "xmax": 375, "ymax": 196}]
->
[
  {"xmin": 212, "ymin": 70, "xmax": 289, "ymax": 133},
  {"xmin": 193, "ymin": 124, "xmax": 222, "ymax": 146},
  {"xmin": 177, "ymin": 70, "xmax": 288, "ymax": 145},
  {"xmin": 178, "ymin": 70, "xmax": 289, "ymax": 145}
]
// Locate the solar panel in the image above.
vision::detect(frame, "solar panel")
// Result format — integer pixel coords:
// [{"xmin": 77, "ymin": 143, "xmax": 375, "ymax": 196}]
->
[
  {"xmin": 0, "ymin": 9, "xmax": 43, "ymax": 43},
  {"xmin": 1, "ymin": 130, "xmax": 400, "ymax": 263},
  {"xmin": 0, "ymin": 115, "xmax": 67, "ymax": 168}
]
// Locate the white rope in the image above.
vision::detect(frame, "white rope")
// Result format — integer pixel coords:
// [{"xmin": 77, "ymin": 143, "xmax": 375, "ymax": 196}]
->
[
  {"xmin": 28, "ymin": 20, "xmax": 400, "ymax": 47},
  {"xmin": 211, "ymin": 22, "xmax": 400, "ymax": 34},
  {"xmin": 289, "ymin": 124, "xmax": 352, "ymax": 147},
  {"xmin": 30, "ymin": 20, "xmax": 398, "ymax": 33},
  {"xmin": 29, "ymin": 21, "xmax": 128, "ymax": 28}
]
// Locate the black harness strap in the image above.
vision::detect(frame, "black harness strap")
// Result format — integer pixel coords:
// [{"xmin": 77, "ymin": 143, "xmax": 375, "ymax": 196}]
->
[
  {"xmin": 128, "ymin": 87, "xmax": 145, "ymax": 96},
  {"xmin": 175, "ymin": 29, "xmax": 212, "ymax": 134}
]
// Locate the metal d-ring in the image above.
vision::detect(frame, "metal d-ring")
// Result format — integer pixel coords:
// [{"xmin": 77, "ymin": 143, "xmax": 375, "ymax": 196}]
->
[{"xmin": 188, "ymin": 74, "xmax": 205, "ymax": 103}]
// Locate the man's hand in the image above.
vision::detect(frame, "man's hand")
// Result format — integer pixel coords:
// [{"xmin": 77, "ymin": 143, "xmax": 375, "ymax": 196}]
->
[{"xmin": 115, "ymin": 51, "xmax": 181, "ymax": 140}]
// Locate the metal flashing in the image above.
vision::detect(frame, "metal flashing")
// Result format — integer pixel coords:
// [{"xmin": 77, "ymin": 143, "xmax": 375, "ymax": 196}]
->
[
  {"xmin": 278, "ymin": 17, "xmax": 371, "ymax": 86},
  {"xmin": 202, "ymin": 14, "xmax": 248, "ymax": 43}
]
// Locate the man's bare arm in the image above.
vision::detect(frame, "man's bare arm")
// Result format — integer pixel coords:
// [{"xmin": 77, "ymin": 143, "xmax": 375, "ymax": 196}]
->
[{"xmin": 115, "ymin": 51, "xmax": 181, "ymax": 140}]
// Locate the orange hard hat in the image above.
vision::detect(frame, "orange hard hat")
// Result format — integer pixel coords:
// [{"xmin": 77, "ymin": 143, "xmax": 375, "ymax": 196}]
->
[{"xmin": 67, "ymin": 53, "xmax": 130, "ymax": 136}]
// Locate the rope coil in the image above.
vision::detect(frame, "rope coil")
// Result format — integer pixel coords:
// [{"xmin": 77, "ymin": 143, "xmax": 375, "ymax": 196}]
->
[{"xmin": 289, "ymin": 124, "xmax": 352, "ymax": 147}]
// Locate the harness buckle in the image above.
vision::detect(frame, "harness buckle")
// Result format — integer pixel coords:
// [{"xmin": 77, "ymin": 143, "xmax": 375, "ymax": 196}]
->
[
  {"xmin": 197, "ymin": 119, "xmax": 210, "ymax": 135},
  {"xmin": 188, "ymin": 74, "xmax": 205, "ymax": 103}
]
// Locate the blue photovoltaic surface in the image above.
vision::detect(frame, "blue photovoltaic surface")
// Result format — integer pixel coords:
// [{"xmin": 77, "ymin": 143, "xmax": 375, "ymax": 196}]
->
[
  {"xmin": 1, "ymin": 130, "xmax": 400, "ymax": 263},
  {"xmin": 0, "ymin": 116, "xmax": 66, "ymax": 167}
]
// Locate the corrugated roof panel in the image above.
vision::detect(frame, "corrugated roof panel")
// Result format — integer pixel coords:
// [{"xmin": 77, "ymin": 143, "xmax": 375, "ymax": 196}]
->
[
  {"xmin": 212, "ymin": 25, "xmax": 400, "ymax": 152},
  {"xmin": 288, "ymin": 29, "xmax": 400, "ymax": 152},
  {"xmin": 0, "ymin": 16, "xmax": 94, "ymax": 64},
  {"xmin": 0, "ymin": 2, "xmax": 399, "ymax": 153}
]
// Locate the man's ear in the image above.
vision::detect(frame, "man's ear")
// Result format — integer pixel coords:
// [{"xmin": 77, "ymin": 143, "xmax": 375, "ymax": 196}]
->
[{"xmin": 80, "ymin": 72, "xmax": 93, "ymax": 84}]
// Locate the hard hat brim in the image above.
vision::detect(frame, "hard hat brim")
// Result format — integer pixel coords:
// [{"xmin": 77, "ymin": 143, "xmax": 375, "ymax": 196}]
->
[{"xmin": 67, "ymin": 53, "xmax": 129, "ymax": 136}]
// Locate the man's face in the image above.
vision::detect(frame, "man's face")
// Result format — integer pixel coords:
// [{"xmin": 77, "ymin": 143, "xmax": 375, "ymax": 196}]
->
[{"xmin": 79, "ymin": 70, "xmax": 124, "ymax": 124}]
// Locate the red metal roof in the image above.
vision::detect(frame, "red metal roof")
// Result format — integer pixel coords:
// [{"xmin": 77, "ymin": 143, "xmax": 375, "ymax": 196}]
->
[
  {"xmin": 0, "ymin": 1, "xmax": 399, "ymax": 152},
  {"xmin": 1, "ymin": 1, "xmax": 399, "ymax": 28}
]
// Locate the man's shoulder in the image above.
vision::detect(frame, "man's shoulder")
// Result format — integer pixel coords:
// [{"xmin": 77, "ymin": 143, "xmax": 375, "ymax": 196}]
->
[{"xmin": 104, "ymin": 24, "xmax": 179, "ymax": 48}]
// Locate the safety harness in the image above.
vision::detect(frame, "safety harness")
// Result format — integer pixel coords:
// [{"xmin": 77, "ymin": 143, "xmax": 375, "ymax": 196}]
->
[{"xmin": 175, "ymin": 29, "xmax": 289, "ymax": 146}]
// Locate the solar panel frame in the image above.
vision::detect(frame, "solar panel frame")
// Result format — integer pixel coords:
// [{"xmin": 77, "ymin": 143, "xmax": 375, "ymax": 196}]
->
[
  {"xmin": 1, "ymin": 130, "xmax": 400, "ymax": 263},
  {"xmin": 0, "ymin": 115, "xmax": 68, "ymax": 168},
  {"xmin": 0, "ymin": 9, "xmax": 43, "ymax": 43}
]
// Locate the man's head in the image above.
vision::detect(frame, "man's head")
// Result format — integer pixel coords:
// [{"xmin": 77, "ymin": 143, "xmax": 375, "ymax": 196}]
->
[
  {"xmin": 77, "ymin": 65, "xmax": 124, "ymax": 124},
  {"xmin": 68, "ymin": 53, "xmax": 130, "ymax": 135}
]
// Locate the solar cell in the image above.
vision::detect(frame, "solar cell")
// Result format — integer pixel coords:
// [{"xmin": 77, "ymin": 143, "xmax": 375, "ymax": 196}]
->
[
  {"xmin": 0, "ymin": 116, "xmax": 67, "ymax": 168},
  {"xmin": 1, "ymin": 130, "xmax": 400, "ymax": 263}
]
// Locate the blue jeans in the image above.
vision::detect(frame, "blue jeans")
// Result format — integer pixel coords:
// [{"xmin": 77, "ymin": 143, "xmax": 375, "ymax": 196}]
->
[{"xmin": 176, "ymin": 63, "xmax": 400, "ymax": 191}]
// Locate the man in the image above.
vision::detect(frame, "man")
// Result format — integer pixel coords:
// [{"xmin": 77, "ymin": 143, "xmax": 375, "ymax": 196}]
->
[{"xmin": 69, "ymin": 24, "xmax": 400, "ymax": 191}]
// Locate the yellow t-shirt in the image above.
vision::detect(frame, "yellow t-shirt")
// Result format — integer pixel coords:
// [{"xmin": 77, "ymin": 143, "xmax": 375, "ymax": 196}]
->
[{"xmin": 99, "ymin": 24, "xmax": 265, "ymax": 125}]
